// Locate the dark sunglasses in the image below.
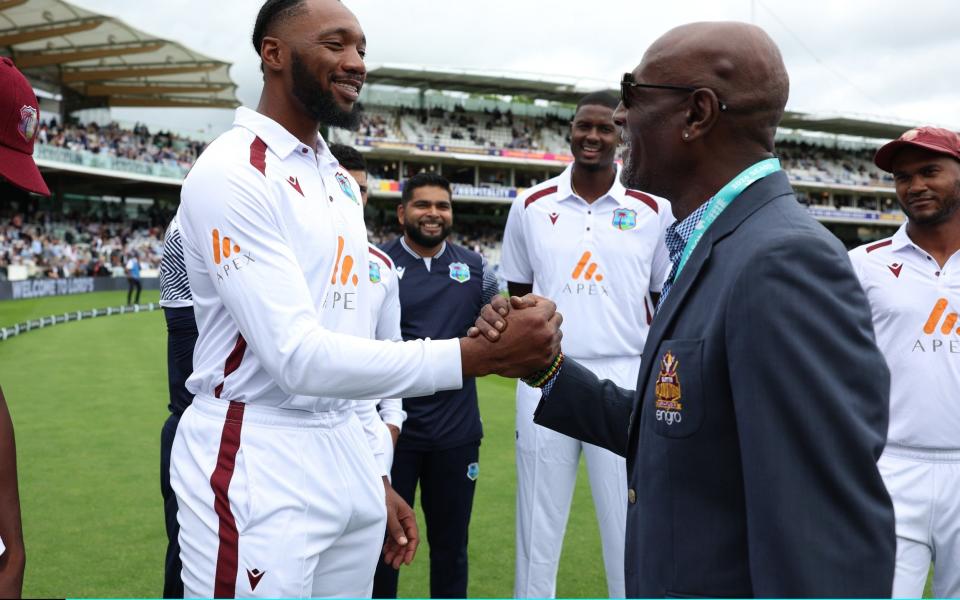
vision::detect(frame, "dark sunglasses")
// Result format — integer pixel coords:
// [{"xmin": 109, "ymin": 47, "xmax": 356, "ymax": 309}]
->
[{"xmin": 620, "ymin": 73, "xmax": 728, "ymax": 112}]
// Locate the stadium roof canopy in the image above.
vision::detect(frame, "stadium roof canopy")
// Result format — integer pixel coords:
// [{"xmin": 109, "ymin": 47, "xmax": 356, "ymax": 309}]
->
[
  {"xmin": 780, "ymin": 111, "xmax": 913, "ymax": 141},
  {"xmin": 367, "ymin": 65, "xmax": 922, "ymax": 141},
  {"xmin": 366, "ymin": 64, "xmax": 617, "ymax": 105},
  {"xmin": 0, "ymin": 0, "xmax": 239, "ymax": 112}
]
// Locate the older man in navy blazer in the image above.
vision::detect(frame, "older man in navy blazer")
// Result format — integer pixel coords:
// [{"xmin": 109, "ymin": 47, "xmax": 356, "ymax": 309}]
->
[{"xmin": 478, "ymin": 21, "xmax": 896, "ymax": 598}]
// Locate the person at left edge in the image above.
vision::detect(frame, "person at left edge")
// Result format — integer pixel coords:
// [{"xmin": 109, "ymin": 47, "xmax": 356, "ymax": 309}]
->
[
  {"xmin": 373, "ymin": 172, "xmax": 500, "ymax": 599},
  {"xmin": 171, "ymin": 0, "xmax": 560, "ymax": 597},
  {"xmin": 0, "ymin": 55, "xmax": 51, "ymax": 599}
]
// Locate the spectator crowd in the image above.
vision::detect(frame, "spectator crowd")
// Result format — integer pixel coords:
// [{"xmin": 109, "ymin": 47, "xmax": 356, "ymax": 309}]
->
[
  {"xmin": 36, "ymin": 118, "xmax": 206, "ymax": 170},
  {"xmin": 3, "ymin": 115, "xmax": 906, "ymax": 282},
  {"xmin": 0, "ymin": 210, "xmax": 166, "ymax": 281}
]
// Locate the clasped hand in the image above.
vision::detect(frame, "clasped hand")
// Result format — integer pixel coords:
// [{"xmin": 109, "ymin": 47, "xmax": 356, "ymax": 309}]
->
[{"xmin": 460, "ymin": 294, "xmax": 562, "ymax": 379}]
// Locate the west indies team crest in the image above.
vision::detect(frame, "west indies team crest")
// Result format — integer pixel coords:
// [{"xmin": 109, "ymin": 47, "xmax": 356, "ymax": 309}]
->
[
  {"xmin": 18, "ymin": 105, "xmax": 38, "ymax": 143},
  {"xmin": 612, "ymin": 208, "xmax": 637, "ymax": 231},
  {"xmin": 335, "ymin": 171, "xmax": 358, "ymax": 204},
  {"xmin": 449, "ymin": 262, "xmax": 470, "ymax": 283},
  {"xmin": 368, "ymin": 261, "xmax": 381, "ymax": 283},
  {"xmin": 654, "ymin": 351, "xmax": 683, "ymax": 412}
]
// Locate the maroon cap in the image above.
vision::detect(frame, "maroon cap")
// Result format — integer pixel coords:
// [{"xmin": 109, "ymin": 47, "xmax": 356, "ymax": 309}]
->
[
  {"xmin": 874, "ymin": 126, "xmax": 960, "ymax": 173},
  {"xmin": 0, "ymin": 57, "xmax": 49, "ymax": 196}
]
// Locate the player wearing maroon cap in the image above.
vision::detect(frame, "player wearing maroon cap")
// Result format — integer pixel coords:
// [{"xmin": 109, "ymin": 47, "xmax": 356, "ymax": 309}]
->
[
  {"xmin": 0, "ymin": 56, "xmax": 50, "ymax": 599},
  {"xmin": 0, "ymin": 57, "xmax": 49, "ymax": 197},
  {"xmin": 851, "ymin": 126, "xmax": 960, "ymax": 598}
]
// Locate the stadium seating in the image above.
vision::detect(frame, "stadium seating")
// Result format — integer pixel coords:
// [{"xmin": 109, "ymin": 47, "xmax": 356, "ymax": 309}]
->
[
  {"xmin": 0, "ymin": 212, "xmax": 165, "ymax": 281},
  {"xmin": 12, "ymin": 114, "xmax": 905, "ymax": 282}
]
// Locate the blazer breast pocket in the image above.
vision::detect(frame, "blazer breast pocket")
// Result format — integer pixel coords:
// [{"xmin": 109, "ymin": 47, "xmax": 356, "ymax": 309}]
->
[{"xmin": 648, "ymin": 339, "xmax": 704, "ymax": 438}]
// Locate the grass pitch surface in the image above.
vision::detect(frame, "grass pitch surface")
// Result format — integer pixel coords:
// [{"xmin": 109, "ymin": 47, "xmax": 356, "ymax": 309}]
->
[{"xmin": 0, "ymin": 297, "xmax": 607, "ymax": 598}]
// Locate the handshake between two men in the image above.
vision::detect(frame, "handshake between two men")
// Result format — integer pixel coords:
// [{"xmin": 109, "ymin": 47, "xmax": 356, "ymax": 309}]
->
[{"xmin": 460, "ymin": 294, "xmax": 562, "ymax": 379}]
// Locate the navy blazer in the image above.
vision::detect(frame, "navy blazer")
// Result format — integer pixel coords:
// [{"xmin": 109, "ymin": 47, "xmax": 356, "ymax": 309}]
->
[{"xmin": 534, "ymin": 170, "xmax": 895, "ymax": 598}]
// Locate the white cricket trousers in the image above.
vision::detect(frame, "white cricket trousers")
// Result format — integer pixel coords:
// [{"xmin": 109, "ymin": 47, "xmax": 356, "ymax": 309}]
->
[
  {"xmin": 514, "ymin": 355, "xmax": 640, "ymax": 599},
  {"xmin": 171, "ymin": 395, "xmax": 387, "ymax": 598},
  {"xmin": 879, "ymin": 444, "xmax": 960, "ymax": 599}
]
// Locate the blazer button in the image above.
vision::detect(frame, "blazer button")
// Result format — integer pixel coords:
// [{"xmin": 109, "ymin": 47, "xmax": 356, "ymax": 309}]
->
[{"xmin": 628, "ymin": 488, "xmax": 637, "ymax": 504}]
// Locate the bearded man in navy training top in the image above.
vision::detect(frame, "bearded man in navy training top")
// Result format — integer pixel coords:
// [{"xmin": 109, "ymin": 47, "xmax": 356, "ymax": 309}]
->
[{"xmin": 373, "ymin": 172, "xmax": 499, "ymax": 598}]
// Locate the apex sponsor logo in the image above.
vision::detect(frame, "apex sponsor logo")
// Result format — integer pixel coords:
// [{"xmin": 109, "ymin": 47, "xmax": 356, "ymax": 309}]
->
[
  {"xmin": 923, "ymin": 298, "xmax": 960, "ymax": 335},
  {"xmin": 323, "ymin": 236, "xmax": 359, "ymax": 310},
  {"xmin": 914, "ymin": 298, "xmax": 960, "ymax": 353},
  {"xmin": 572, "ymin": 251, "xmax": 603, "ymax": 282},
  {"xmin": 212, "ymin": 229, "xmax": 255, "ymax": 282},
  {"xmin": 330, "ymin": 236, "xmax": 360, "ymax": 287},
  {"xmin": 561, "ymin": 251, "xmax": 609, "ymax": 296}
]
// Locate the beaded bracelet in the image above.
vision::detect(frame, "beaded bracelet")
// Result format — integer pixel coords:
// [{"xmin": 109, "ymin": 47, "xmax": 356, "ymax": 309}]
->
[{"xmin": 522, "ymin": 351, "xmax": 564, "ymax": 388}]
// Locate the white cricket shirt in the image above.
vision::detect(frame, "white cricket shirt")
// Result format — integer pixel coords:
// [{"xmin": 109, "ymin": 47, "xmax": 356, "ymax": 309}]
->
[
  {"xmin": 366, "ymin": 242, "xmax": 405, "ymax": 428},
  {"xmin": 500, "ymin": 164, "xmax": 674, "ymax": 359},
  {"xmin": 850, "ymin": 223, "xmax": 960, "ymax": 449},
  {"xmin": 178, "ymin": 107, "xmax": 462, "ymax": 413}
]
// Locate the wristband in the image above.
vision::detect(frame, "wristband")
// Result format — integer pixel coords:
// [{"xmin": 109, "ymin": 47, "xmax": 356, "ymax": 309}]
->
[{"xmin": 521, "ymin": 351, "xmax": 564, "ymax": 388}]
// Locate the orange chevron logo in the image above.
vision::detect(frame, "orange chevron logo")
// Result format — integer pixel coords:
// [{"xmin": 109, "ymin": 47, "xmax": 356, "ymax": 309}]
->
[
  {"xmin": 923, "ymin": 298, "xmax": 960, "ymax": 335},
  {"xmin": 330, "ymin": 236, "xmax": 360, "ymax": 287},
  {"xmin": 571, "ymin": 251, "xmax": 603, "ymax": 282}
]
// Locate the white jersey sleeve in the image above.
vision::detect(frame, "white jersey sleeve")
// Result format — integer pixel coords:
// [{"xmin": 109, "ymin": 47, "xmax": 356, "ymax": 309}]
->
[
  {"xmin": 178, "ymin": 155, "xmax": 462, "ymax": 403},
  {"xmin": 500, "ymin": 196, "xmax": 534, "ymax": 284}
]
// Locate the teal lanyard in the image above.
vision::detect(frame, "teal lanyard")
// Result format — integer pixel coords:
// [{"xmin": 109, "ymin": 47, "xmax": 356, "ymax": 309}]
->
[{"xmin": 674, "ymin": 157, "xmax": 782, "ymax": 278}]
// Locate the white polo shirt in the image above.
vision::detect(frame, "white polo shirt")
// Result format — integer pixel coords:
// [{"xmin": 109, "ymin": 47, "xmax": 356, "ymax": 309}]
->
[
  {"xmin": 500, "ymin": 164, "xmax": 673, "ymax": 360},
  {"xmin": 178, "ymin": 107, "xmax": 462, "ymax": 414},
  {"xmin": 850, "ymin": 223, "xmax": 960, "ymax": 449}
]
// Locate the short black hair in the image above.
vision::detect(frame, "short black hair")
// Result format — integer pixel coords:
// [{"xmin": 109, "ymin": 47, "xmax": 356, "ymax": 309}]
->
[
  {"xmin": 328, "ymin": 143, "xmax": 367, "ymax": 172},
  {"xmin": 252, "ymin": 0, "xmax": 308, "ymax": 57},
  {"xmin": 575, "ymin": 91, "xmax": 619, "ymax": 113},
  {"xmin": 401, "ymin": 172, "xmax": 451, "ymax": 205}
]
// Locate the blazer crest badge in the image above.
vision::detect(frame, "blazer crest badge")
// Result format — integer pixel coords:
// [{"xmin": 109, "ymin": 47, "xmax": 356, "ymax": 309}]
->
[{"xmin": 654, "ymin": 350, "xmax": 683, "ymax": 411}]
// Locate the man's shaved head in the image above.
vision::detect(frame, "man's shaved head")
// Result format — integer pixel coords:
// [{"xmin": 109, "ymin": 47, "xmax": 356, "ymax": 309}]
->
[
  {"xmin": 643, "ymin": 21, "xmax": 789, "ymax": 149},
  {"xmin": 616, "ymin": 21, "xmax": 789, "ymax": 213}
]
